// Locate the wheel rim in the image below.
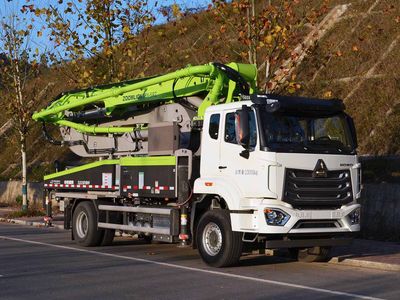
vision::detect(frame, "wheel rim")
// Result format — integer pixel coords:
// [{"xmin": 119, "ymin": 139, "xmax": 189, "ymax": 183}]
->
[
  {"xmin": 202, "ymin": 222, "xmax": 223, "ymax": 256},
  {"xmin": 76, "ymin": 211, "xmax": 89, "ymax": 239}
]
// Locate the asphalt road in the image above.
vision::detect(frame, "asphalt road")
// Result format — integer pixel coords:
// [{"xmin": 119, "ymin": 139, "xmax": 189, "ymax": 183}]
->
[{"xmin": 0, "ymin": 223, "xmax": 399, "ymax": 300}]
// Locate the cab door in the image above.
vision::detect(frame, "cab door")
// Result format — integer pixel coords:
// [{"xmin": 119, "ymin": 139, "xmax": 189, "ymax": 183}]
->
[{"xmin": 218, "ymin": 108, "xmax": 265, "ymax": 197}]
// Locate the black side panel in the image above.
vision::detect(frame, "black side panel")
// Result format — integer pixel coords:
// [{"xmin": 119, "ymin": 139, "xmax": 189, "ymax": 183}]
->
[
  {"xmin": 44, "ymin": 165, "xmax": 117, "ymax": 191},
  {"xmin": 121, "ymin": 166, "xmax": 176, "ymax": 198}
]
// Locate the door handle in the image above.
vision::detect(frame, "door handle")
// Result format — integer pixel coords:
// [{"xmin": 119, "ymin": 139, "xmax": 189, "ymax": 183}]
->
[{"xmin": 218, "ymin": 166, "xmax": 227, "ymax": 169}]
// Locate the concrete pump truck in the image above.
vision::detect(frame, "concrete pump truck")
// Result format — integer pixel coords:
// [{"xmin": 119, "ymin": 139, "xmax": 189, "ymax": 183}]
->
[{"xmin": 32, "ymin": 62, "xmax": 361, "ymax": 267}]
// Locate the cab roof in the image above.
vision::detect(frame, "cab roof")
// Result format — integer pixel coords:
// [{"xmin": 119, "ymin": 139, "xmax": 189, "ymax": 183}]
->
[{"xmin": 251, "ymin": 94, "xmax": 345, "ymax": 116}]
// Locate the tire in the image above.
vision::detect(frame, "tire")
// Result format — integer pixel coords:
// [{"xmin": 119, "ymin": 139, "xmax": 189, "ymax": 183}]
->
[
  {"xmin": 290, "ymin": 246, "xmax": 331, "ymax": 262},
  {"xmin": 101, "ymin": 229, "xmax": 115, "ymax": 246},
  {"xmin": 196, "ymin": 210, "xmax": 242, "ymax": 267},
  {"xmin": 72, "ymin": 201, "xmax": 104, "ymax": 247},
  {"xmin": 143, "ymin": 235, "xmax": 153, "ymax": 243},
  {"xmin": 97, "ymin": 200, "xmax": 117, "ymax": 246}
]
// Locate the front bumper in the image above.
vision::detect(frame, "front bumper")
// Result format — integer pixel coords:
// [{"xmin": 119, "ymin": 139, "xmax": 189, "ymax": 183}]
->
[{"xmin": 230, "ymin": 200, "xmax": 361, "ymax": 235}]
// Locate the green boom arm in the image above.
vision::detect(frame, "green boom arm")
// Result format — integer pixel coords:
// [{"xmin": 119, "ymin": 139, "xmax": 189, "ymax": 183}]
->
[{"xmin": 32, "ymin": 62, "xmax": 257, "ymax": 135}]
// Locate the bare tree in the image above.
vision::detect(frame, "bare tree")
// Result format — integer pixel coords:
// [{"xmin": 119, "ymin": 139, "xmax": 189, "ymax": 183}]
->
[
  {"xmin": 211, "ymin": 0, "xmax": 327, "ymax": 91},
  {"xmin": 0, "ymin": 14, "xmax": 40, "ymax": 211},
  {"xmin": 33, "ymin": 0, "xmax": 155, "ymax": 85}
]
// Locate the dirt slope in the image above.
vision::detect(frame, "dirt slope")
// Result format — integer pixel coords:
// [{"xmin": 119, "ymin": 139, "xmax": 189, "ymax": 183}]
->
[{"xmin": 0, "ymin": 0, "xmax": 399, "ymax": 180}]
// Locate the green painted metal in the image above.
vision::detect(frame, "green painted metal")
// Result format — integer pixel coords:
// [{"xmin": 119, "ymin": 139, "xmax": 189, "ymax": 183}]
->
[
  {"xmin": 33, "ymin": 64, "xmax": 214, "ymax": 121},
  {"xmin": 44, "ymin": 156, "xmax": 176, "ymax": 180},
  {"xmin": 32, "ymin": 62, "xmax": 257, "ymax": 135},
  {"xmin": 56, "ymin": 120, "xmax": 135, "ymax": 134},
  {"xmin": 44, "ymin": 159, "xmax": 119, "ymax": 180},
  {"xmin": 197, "ymin": 71, "xmax": 224, "ymax": 117},
  {"xmin": 119, "ymin": 156, "xmax": 176, "ymax": 166}
]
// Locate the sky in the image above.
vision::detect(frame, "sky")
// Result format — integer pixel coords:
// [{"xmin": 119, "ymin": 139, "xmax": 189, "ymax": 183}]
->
[{"xmin": 0, "ymin": 0, "xmax": 212, "ymax": 57}]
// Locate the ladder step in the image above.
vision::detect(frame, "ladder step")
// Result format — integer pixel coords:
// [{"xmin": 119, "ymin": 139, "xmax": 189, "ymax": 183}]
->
[
  {"xmin": 98, "ymin": 222, "xmax": 170, "ymax": 235},
  {"xmin": 98, "ymin": 204, "xmax": 173, "ymax": 215}
]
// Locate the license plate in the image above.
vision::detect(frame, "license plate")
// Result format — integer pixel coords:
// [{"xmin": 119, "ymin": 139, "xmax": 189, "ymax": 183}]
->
[
  {"xmin": 331, "ymin": 211, "xmax": 345, "ymax": 218},
  {"xmin": 294, "ymin": 211, "xmax": 312, "ymax": 219}
]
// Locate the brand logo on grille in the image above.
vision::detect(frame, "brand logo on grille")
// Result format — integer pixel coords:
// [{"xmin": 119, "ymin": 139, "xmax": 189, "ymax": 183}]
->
[{"xmin": 313, "ymin": 159, "xmax": 328, "ymax": 178}]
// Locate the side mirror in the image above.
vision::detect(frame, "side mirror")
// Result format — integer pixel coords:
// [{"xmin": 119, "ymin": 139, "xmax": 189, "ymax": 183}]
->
[
  {"xmin": 345, "ymin": 114, "xmax": 358, "ymax": 149},
  {"xmin": 235, "ymin": 105, "xmax": 250, "ymax": 148}
]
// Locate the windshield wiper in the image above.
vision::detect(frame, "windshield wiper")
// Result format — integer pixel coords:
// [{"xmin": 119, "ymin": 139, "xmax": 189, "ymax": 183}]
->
[{"xmin": 308, "ymin": 140, "xmax": 351, "ymax": 153}]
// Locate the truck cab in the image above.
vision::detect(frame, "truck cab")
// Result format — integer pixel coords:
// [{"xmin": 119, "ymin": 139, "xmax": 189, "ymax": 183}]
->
[{"xmin": 194, "ymin": 95, "xmax": 361, "ymax": 265}]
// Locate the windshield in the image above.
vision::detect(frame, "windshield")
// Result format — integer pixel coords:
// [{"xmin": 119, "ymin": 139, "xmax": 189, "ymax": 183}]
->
[{"xmin": 259, "ymin": 110, "xmax": 356, "ymax": 154}]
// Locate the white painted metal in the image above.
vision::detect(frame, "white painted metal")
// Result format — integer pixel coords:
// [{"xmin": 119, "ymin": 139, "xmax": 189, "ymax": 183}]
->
[
  {"xmin": 195, "ymin": 101, "xmax": 361, "ymax": 235},
  {"xmin": 76, "ymin": 211, "xmax": 89, "ymax": 238},
  {"xmin": 218, "ymin": 107, "xmax": 276, "ymax": 198}
]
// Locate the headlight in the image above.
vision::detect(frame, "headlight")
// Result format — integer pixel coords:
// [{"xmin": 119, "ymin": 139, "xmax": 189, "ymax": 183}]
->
[
  {"xmin": 348, "ymin": 207, "xmax": 361, "ymax": 225},
  {"xmin": 264, "ymin": 208, "xmax": 290, "ymax": 226}
]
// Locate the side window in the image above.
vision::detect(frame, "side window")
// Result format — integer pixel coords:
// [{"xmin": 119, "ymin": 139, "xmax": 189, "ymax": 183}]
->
[
  {"xmin": 209, "ymin": 114, "xmax": 220, "ymax": 140},
  {"xmin": 225, "ymin": 113, "xmax": 237, "ymax": 144},
  {"xmin": 224, "ymin": 111, "xmax": 257, "ymax": 147}
]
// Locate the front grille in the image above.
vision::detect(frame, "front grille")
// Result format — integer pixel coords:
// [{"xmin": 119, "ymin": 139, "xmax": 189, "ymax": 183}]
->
[
  {"xmin": 294, "ymin": 220, "xmax": 341, "ymax": 229},
  {"xmin": 283, "ymin": 168, "xmax": 352, "ymax": 208}
]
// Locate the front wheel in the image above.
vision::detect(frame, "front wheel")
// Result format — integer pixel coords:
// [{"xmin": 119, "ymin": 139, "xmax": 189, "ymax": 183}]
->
[{"xmin": 196, "ymin": 210, "xmax": 242, "ymax": 267}]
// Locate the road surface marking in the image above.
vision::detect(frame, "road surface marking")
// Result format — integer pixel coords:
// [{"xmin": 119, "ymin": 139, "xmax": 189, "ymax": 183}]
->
[{"xmin": 0, "ymin": 235, "xmax": 383, "ymax": 300}]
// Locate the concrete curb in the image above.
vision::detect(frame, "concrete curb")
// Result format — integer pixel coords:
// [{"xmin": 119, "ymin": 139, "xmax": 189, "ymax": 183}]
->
[
  {"xmin": 0, "ymin": 217, "xmax": 64, "ymax": 230},
  {"xmin": 329, "ymin": 256, "xmax": 400, "ymax": 272}
]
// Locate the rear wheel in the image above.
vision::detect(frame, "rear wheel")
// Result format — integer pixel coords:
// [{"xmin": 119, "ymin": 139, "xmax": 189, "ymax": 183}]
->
[
  {"xmin": 101, "ymin": 229, "xmax": 115, "ymax": 246},
  {"xmin": 290, "ymin": 246, "xmax": 331, "ymax": 262},
  {"xmin": 142, "ymin": 235, "xmax": 153, "ymax": 243},
  {"xmin": 72, "ymin": 201, "xmax": 103, "ymax": 247},
  {"xmin": 196, "ymin": 210, "xmax": 242, "ymax": 267},
  {"xmin": 98, "ymin": 201, "xmax": 116, "ymax": 246}
]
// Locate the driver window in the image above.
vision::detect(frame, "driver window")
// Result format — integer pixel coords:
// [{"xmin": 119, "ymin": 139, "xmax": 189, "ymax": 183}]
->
[{"xmin": 313, "ymin": 116, "xmax": 350, "ymax": 146}]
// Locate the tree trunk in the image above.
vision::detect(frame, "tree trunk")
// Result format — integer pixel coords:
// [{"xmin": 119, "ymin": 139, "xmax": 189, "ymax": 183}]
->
[
  {"xmin": 251, "ymin": 0, "xmax": 257, "ymax": 67},
  {"xmin": 264, "ymin": 58, "xmax": 271, "ymax": 92},
  {"xmin": 247, "ymin": 5, "xmax": 253, "ymax": 64},
  {"xmin": 20, "ymin": 133, "xmax": 28, "ymax": 211},
  {"xmin": 247, "ymin": 0, "xmax": 257, "ymax": 67}
]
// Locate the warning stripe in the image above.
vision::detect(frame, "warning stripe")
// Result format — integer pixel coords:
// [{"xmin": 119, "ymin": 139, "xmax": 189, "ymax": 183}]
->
[
  {"xmin": 121, "ymin": 185, "xmax": 175, "ymax": 191},
  {"xmin": 44, "ymin": 183, "xmax": 119, "ymax": 190}
]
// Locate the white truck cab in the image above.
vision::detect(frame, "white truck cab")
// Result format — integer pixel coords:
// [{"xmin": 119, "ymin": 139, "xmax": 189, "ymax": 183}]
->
[{"xmin": 194, "ymin": 96, "xmax": 361, "ymax": 265}]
